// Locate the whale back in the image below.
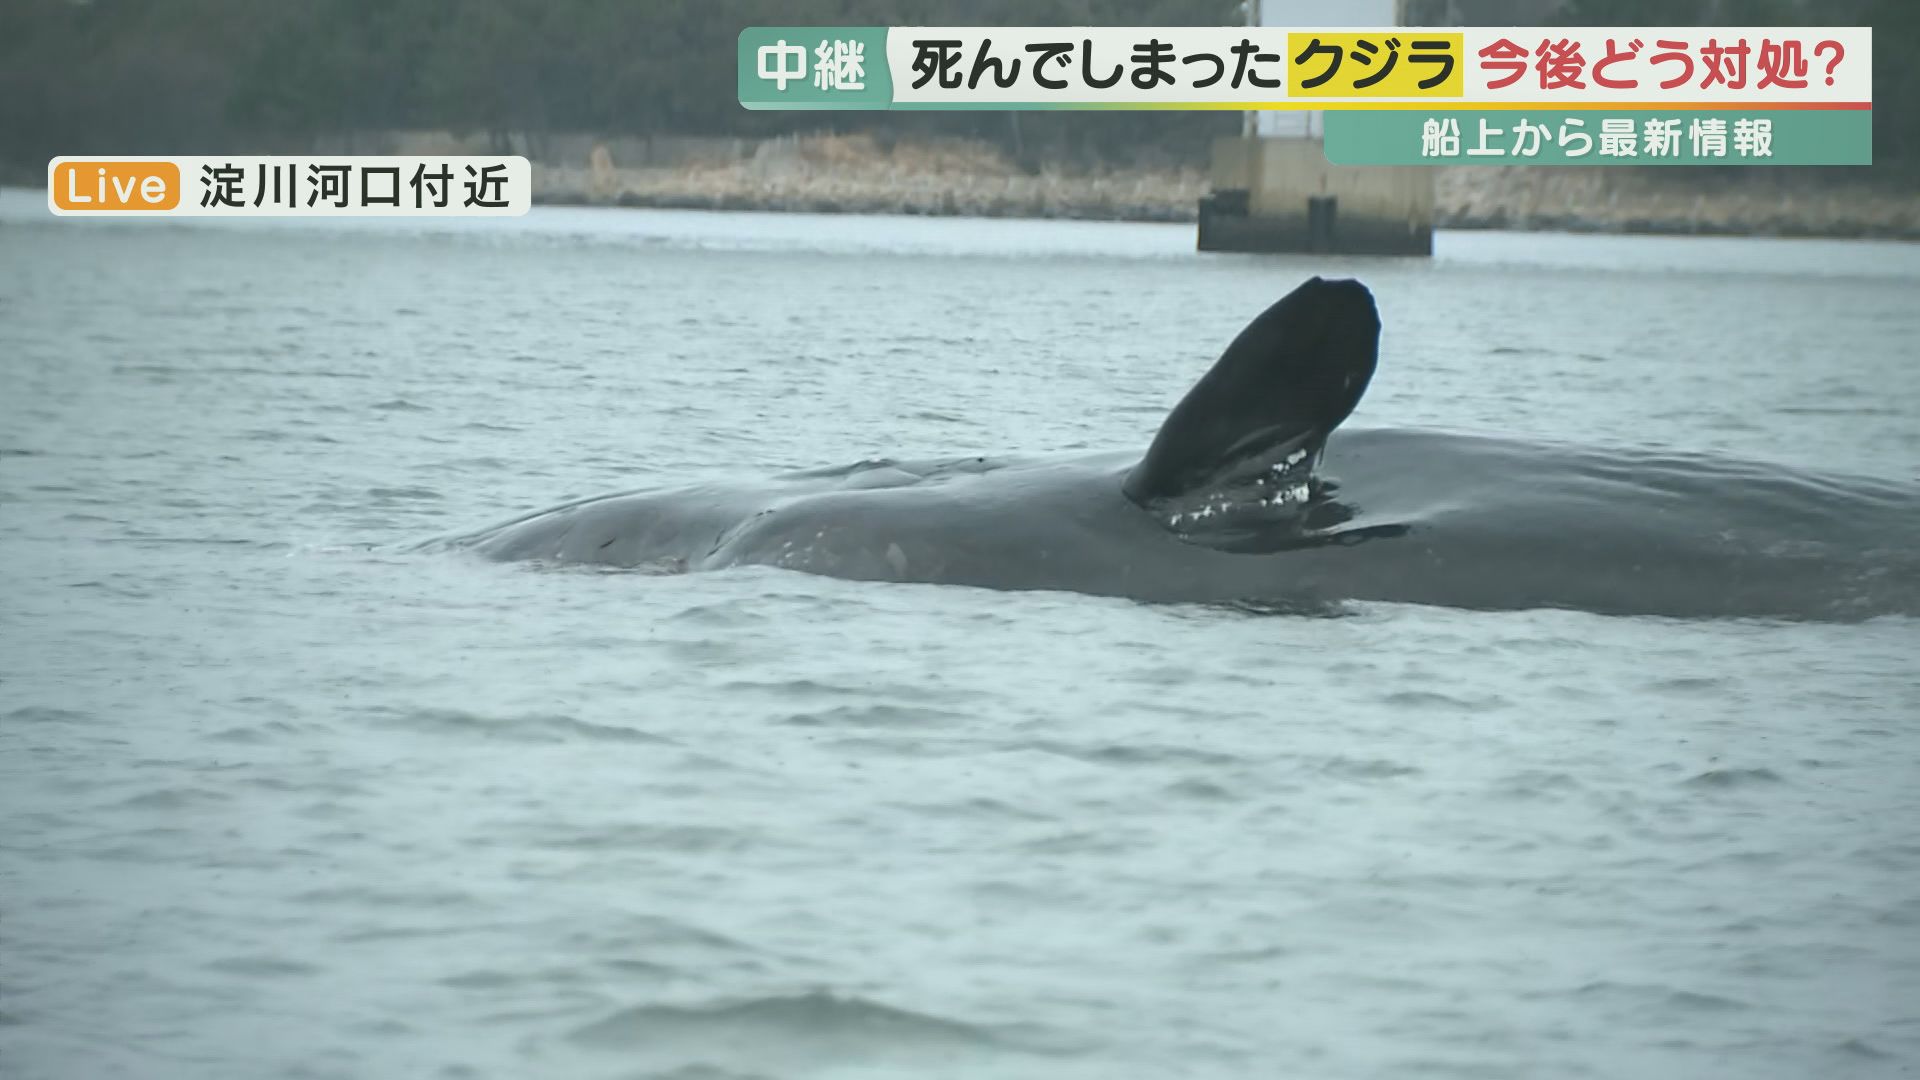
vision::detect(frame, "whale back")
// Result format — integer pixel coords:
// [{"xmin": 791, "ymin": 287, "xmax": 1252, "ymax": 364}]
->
[{"xmin": 1123, "ymin": 276, "xmax": 1379, "ymax": 507}]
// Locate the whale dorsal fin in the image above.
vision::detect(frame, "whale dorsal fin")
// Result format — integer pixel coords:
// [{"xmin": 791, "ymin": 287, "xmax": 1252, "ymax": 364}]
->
[{"xmin": 1123, "ymin": 276, "xmax": 1379, "ymax": 511}]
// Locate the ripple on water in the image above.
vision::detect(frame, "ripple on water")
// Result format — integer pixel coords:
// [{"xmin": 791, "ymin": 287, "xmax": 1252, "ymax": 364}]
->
[
  {"xmin": 891, "ymin": 796, "xmax": 1053, "ymax": 823},
  {"xmin": 565, "ymin": 990, "xmax": 1081, "ymax": 1073},
  {"xmin": 510, "ymin": 821, "xmax": 759, "ymax": 855},
  {"xmin": 110, "ymin": 786, "xmax": 233, "ymax": 811},
  {"xmin": 776, "ymin": 703, "xmax": 971, "ymax": 729},
  {"xmin": 1015, "ymin": 739, "xmax": 1245, "ymax": 769},
  {"xmin": 1683, "ymin": 767, "xmax": 1787, "ymax": 788},
  {"xmin": 364, "ymin": 486, "xmax": 443, "ymax": 502},
  {"xmin": 366, "ymin": 706, "xmax": 675, "ymax": 746},
  {"xmin": 1572, "ymin": 980, "xmax": 1754, "ymax": 1017},
  {"xmin": 203, "ymin": 955, "xmax": 324, "ymax": 980},
  {"xmin": 3, "ymin": 706, "xmax": 93, "ymax": 725},
  {"xmin": 1315, "ymin": 755, "xmax": 1424, "ymax": 781},
  {"xmin": 207, "ymin": 719, "xmax": 321, "ymax": 744}
]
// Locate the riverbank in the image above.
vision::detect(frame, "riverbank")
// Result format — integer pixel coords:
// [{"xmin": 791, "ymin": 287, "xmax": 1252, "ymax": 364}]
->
[
  {"xmin": 1435, "ymin": 166, "xmax": 1920, "ymax": 240},
  {"xmin": 530, "ymin": 133, "xmax": 1207, "ymax": 223},
  {"xmin": 522, "ymin": 132, "xmax": 1920, "ymax": 240},
  {"xmin": 11, "ymin": 130, "xmax": 1917, "ymax": 239}
]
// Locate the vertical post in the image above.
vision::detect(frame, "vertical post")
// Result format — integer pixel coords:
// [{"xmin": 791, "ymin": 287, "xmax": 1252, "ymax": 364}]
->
[{"xmin": 1198, "ymin": 0, "xmax": 1434, "ymax": 256}]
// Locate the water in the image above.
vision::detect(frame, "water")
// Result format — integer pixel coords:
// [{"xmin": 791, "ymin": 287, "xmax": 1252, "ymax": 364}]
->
[{"xmin": 2, "ymin": 189, "xmax": 1916, "ymax": 1080}]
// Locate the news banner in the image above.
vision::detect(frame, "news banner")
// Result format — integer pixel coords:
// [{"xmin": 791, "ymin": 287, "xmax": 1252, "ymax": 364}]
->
[
  {"xmin": 44, "ymin": 23, "xmax": 1874, "ymax": 219},
  {"xmin": 738, "ymin": 25, "xmax": 1874, "ymax": 166}
]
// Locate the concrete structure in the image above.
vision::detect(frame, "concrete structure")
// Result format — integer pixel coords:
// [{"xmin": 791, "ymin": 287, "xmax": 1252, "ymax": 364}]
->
[
  {"xmin": 1198, "ymin": 134, "xmax": 1436, "ymax": 254},
  {"xmin": 1197, "ymin": 0, "xmax": 1435, "ymax": 255}
]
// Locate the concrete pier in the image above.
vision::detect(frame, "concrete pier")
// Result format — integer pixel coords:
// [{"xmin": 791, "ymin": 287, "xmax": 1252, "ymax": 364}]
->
[
  {"xmin": 1197, "ymin": 135, "xmax": 1436, "ymax": 256},
  {"xmin": 1198, "ymin": 0, "xmax": 1435, "ymax": 255}
]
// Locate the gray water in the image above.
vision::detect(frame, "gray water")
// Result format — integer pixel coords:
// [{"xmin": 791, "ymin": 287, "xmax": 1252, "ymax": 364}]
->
[{"xmin": 2, "ymin": 188, "xmax": 1916, "ymax": 1080}]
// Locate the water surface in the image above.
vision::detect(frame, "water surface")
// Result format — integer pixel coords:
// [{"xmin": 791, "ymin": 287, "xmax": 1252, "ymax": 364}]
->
[{"xmin": 2, "ymin": 191, "xmax": 1916, "ymax": 1079}]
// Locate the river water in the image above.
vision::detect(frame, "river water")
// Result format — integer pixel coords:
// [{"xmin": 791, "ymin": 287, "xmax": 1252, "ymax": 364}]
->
[{"xmin": 2, "ymin": 190, "xmax": 1916, "ymax": 1079}]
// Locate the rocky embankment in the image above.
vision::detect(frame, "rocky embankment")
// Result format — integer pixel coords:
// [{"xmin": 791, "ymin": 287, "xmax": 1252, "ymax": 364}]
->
[
  {"xmin": 295, "ymin": 130, "xmax": 1920, "ymax": 240},
  {"xmin": 535, "ymin": 133, "xmax": 1208, "ymax": 222},
  {"xmin": 1435, "ymin": 166, "xmax": 1920, "ymax": 239}
]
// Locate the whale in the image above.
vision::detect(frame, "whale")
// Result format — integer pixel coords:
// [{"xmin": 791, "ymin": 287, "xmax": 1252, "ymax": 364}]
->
[{"xmin": 425, "ymin": 277, "xmax": 1919, "ymax": 620}]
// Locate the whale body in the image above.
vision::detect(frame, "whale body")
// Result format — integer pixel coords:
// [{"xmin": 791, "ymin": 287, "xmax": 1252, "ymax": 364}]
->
[{"xmin": 426, "ymin": 278, "xmax": 1919, "ymax": 620}]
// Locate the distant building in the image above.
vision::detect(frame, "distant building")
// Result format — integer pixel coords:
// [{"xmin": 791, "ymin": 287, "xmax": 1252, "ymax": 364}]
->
[{"xmin": 1198, "ymin": 0, "xmax": 1436, "ymax": 255}]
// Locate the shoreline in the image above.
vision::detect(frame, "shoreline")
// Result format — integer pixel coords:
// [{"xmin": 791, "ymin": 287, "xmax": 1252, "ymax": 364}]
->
[
  {"xmin": 533, "ymin": 142, "xmax": 1920, "ymax": 238},
  {"xmin": 526, "ymin": 187, "xmax": 1920, "ymax": 242},
  {"xmin": 9, "ymin": 129, "xmax": 1917, "ymax": 241},
  {"xmin": 528, "ymin": 132, "xmax": 1920, "ymax": 242},
  {"xmin": 526, "ymin": 137, "xmax": 1920, "ymax": 241},
  {"xmin": 1432, "ymin": 165, "xmax": 1920, "ymax": 242},
  {"xmin": 11, "ymin": 181, "xmax": 1909, "ymax": 243}
]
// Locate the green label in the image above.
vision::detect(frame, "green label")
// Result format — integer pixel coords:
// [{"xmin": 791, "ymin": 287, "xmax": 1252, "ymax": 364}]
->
[
  {"xmin": 738, "ymin": 27, "xmax": 891, "ymax": 110},
  {"xmin": 1323, "ymin": 110, "xmax": 1872, "ymax": 166}
]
